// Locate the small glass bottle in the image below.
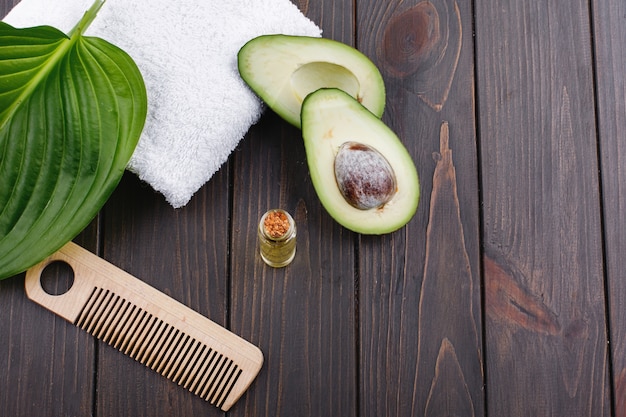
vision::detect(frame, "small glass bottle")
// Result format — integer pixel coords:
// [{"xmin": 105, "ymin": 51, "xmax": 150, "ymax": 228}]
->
[{"xmin": 258, "ymin": 209, "xmax": 297, "ymax": 267}]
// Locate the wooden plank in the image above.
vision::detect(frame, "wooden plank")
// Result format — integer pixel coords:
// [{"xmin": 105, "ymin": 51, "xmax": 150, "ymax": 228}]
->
[
  {"xmin": 592, "ymin": 0, "xmax": 626, "ymax": 415},
  {"xmin": 230, "ymin": 117, "xmax": 358, "ymax": 417},
  {"xmin": 96, "ymin": 171, "xmax": 231, "ymax": 416},
  {"xmin": 474, "ymin": 1, "xmax": 610, "ymax": 415},
  {"xmin": 356, "ymin": 1, "xmax": 484, "ymax": 416},
  {"xmin": 0, "ymin": 229, "xmax": 98, "ymax": 417},
  {"xmin": 1, "ymin": 5, "xmax": 98, "ymax": 412},
  {"xmin": 228, "ymin": 1, "xmax": 358, "ymax": 416},
  {"xmin": 0, "ymin": 0, "xmax": 16, "ymax": 16}
]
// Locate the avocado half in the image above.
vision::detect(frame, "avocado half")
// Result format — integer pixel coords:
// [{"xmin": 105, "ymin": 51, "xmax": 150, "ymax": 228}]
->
[
  {"xmin": 237, "ymin": 34, "xmax": 386, "ymax": 128},
  {"xmin": 301, "ymin": 88, "xmax": 419, "ymax": 234}
]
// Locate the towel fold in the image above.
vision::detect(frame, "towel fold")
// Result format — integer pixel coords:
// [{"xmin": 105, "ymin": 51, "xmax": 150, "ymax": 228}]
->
[{"xmin": 4, "ymin": 0, "xmax": 321, "ymax": 207}]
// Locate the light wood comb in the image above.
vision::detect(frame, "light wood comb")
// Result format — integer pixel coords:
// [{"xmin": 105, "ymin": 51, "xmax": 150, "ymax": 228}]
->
[{"xmin": 25, "ymin": 242, "xmax": 263, "ymax": 411}]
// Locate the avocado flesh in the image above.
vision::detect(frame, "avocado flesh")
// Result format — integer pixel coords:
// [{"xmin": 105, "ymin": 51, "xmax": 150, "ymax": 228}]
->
[
  {"xmin": 302, "ymin": 88, "xmax": 420, "ymax": 234},
  {"xmin": 238, "ymin": 34, "xmax": 385, "ymax": 128},
  {"xmin": 291, "ymin": 62, "xmax": 360, "ymax": 103}
]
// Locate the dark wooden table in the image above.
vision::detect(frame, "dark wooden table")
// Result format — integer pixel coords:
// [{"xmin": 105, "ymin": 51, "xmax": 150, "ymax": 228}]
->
[{"xmin": 1, "ymin": 0, "xmax": 625, "ymax": 416}]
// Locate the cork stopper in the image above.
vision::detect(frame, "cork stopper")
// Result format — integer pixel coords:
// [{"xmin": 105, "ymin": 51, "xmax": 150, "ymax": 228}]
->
[{"xmin": 263, "ymin": 210, "xmax": 291, "ymax": 239}]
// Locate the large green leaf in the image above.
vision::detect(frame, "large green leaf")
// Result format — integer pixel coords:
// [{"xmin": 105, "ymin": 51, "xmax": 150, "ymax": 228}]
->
[{"xmin": 0, "ymin": 0, "xmax": 147, "ymax": 279}]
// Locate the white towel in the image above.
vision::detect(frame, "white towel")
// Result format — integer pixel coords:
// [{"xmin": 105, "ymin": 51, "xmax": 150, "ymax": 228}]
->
[{"xmin": 4, "ymin": 0, "xmax": 321, "ymax": 207}]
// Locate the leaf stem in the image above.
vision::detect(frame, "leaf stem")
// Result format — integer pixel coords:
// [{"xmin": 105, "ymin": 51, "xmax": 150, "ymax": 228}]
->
[{"xmin": 68, "ymin": 0, "xmax": 106, "ymax": 38}]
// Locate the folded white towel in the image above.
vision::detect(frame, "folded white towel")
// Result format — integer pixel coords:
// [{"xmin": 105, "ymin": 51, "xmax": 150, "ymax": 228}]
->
[{"xmin": 4, "ymin": 0, "xmax": 321, "ymax": 207}]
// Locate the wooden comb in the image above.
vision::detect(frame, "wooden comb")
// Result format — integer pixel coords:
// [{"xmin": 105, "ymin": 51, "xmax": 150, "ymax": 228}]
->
[{"xmin": 24, "ymin": 241, "xmax": 263, "ymax": 411}]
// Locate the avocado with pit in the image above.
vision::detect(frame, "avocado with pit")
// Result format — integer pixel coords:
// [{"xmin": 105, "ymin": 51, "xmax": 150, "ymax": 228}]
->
[
  {"xmin": 237, "ymin": 34, "xmax": 385, "ymax": 128},
  {"xmin": 301, "ymin": 88, "xmax": 419, "ymax": 234}
]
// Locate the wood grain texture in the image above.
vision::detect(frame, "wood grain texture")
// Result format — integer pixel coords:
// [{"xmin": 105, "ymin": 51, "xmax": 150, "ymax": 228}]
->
[
  {"xmin": 415, "ymin": 123, "xmax": 482, "ymax": 416},
  {"xmin": 97, "ymin": 171, "xmax": 232, "ymax": 417},
  {"xmin": 378, "ymin": 0, "xmax": 462, "ymax": 111},
  {"xmin": 229, "ymin": 17, "xmax": 358, "ymax": 416},
  {"xmin": 0, "ymin": 4, "xmax": 97, "ymax": 416},
  {"xmin": 3, "ymin": 0, "xmax": 626, "ymax": 415},
  {"xmin": 0, "ymin": 0, "xmax": 17, "ymax": 17},
  {"xmin": 1, "ymin": 3, "xmax": 102, "ymax": 415},
  {"xmin": 0, "ymin": 228, "xmax": 98, "ymax": 417},
  {"xmin": 229, "ymin": 5, "xmax": 357, "ymax": 417},
  {"xmin": 475, "ymin": 0, "xmax": 610, "ymax": 415},
  {"xmin": 357, "ymin": 1, "xmax": 483, "ymax": 416},
  {"xmin": 592, "ymin": 0, "xmax": 626, "ymax": 415}
]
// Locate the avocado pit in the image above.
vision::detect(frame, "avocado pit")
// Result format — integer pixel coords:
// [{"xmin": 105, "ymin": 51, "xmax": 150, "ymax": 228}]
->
[
  {"xmin": 301, "ymin": 88, "xmax": 419, "ymax": 234},
  {"xmin": 334, "ymin": 142, "xmax": 397, "ymax": 210}
]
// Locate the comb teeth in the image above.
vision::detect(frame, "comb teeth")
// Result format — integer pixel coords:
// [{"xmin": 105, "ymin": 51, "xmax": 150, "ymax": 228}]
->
[{"xmin": 75, "ymin": 287, "xmax": 243, "ymax": 408}]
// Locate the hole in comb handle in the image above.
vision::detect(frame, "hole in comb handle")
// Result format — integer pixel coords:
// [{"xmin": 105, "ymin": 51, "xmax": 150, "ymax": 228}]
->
[{"xmin": 40, "ymin": 261, "xmax": 75, "ymax": 296}]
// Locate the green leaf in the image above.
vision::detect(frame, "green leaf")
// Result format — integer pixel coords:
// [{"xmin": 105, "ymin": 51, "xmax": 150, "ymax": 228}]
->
[{"xmin": 0, "ymin": 0, "xmax": 147, "ymax": 279}]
